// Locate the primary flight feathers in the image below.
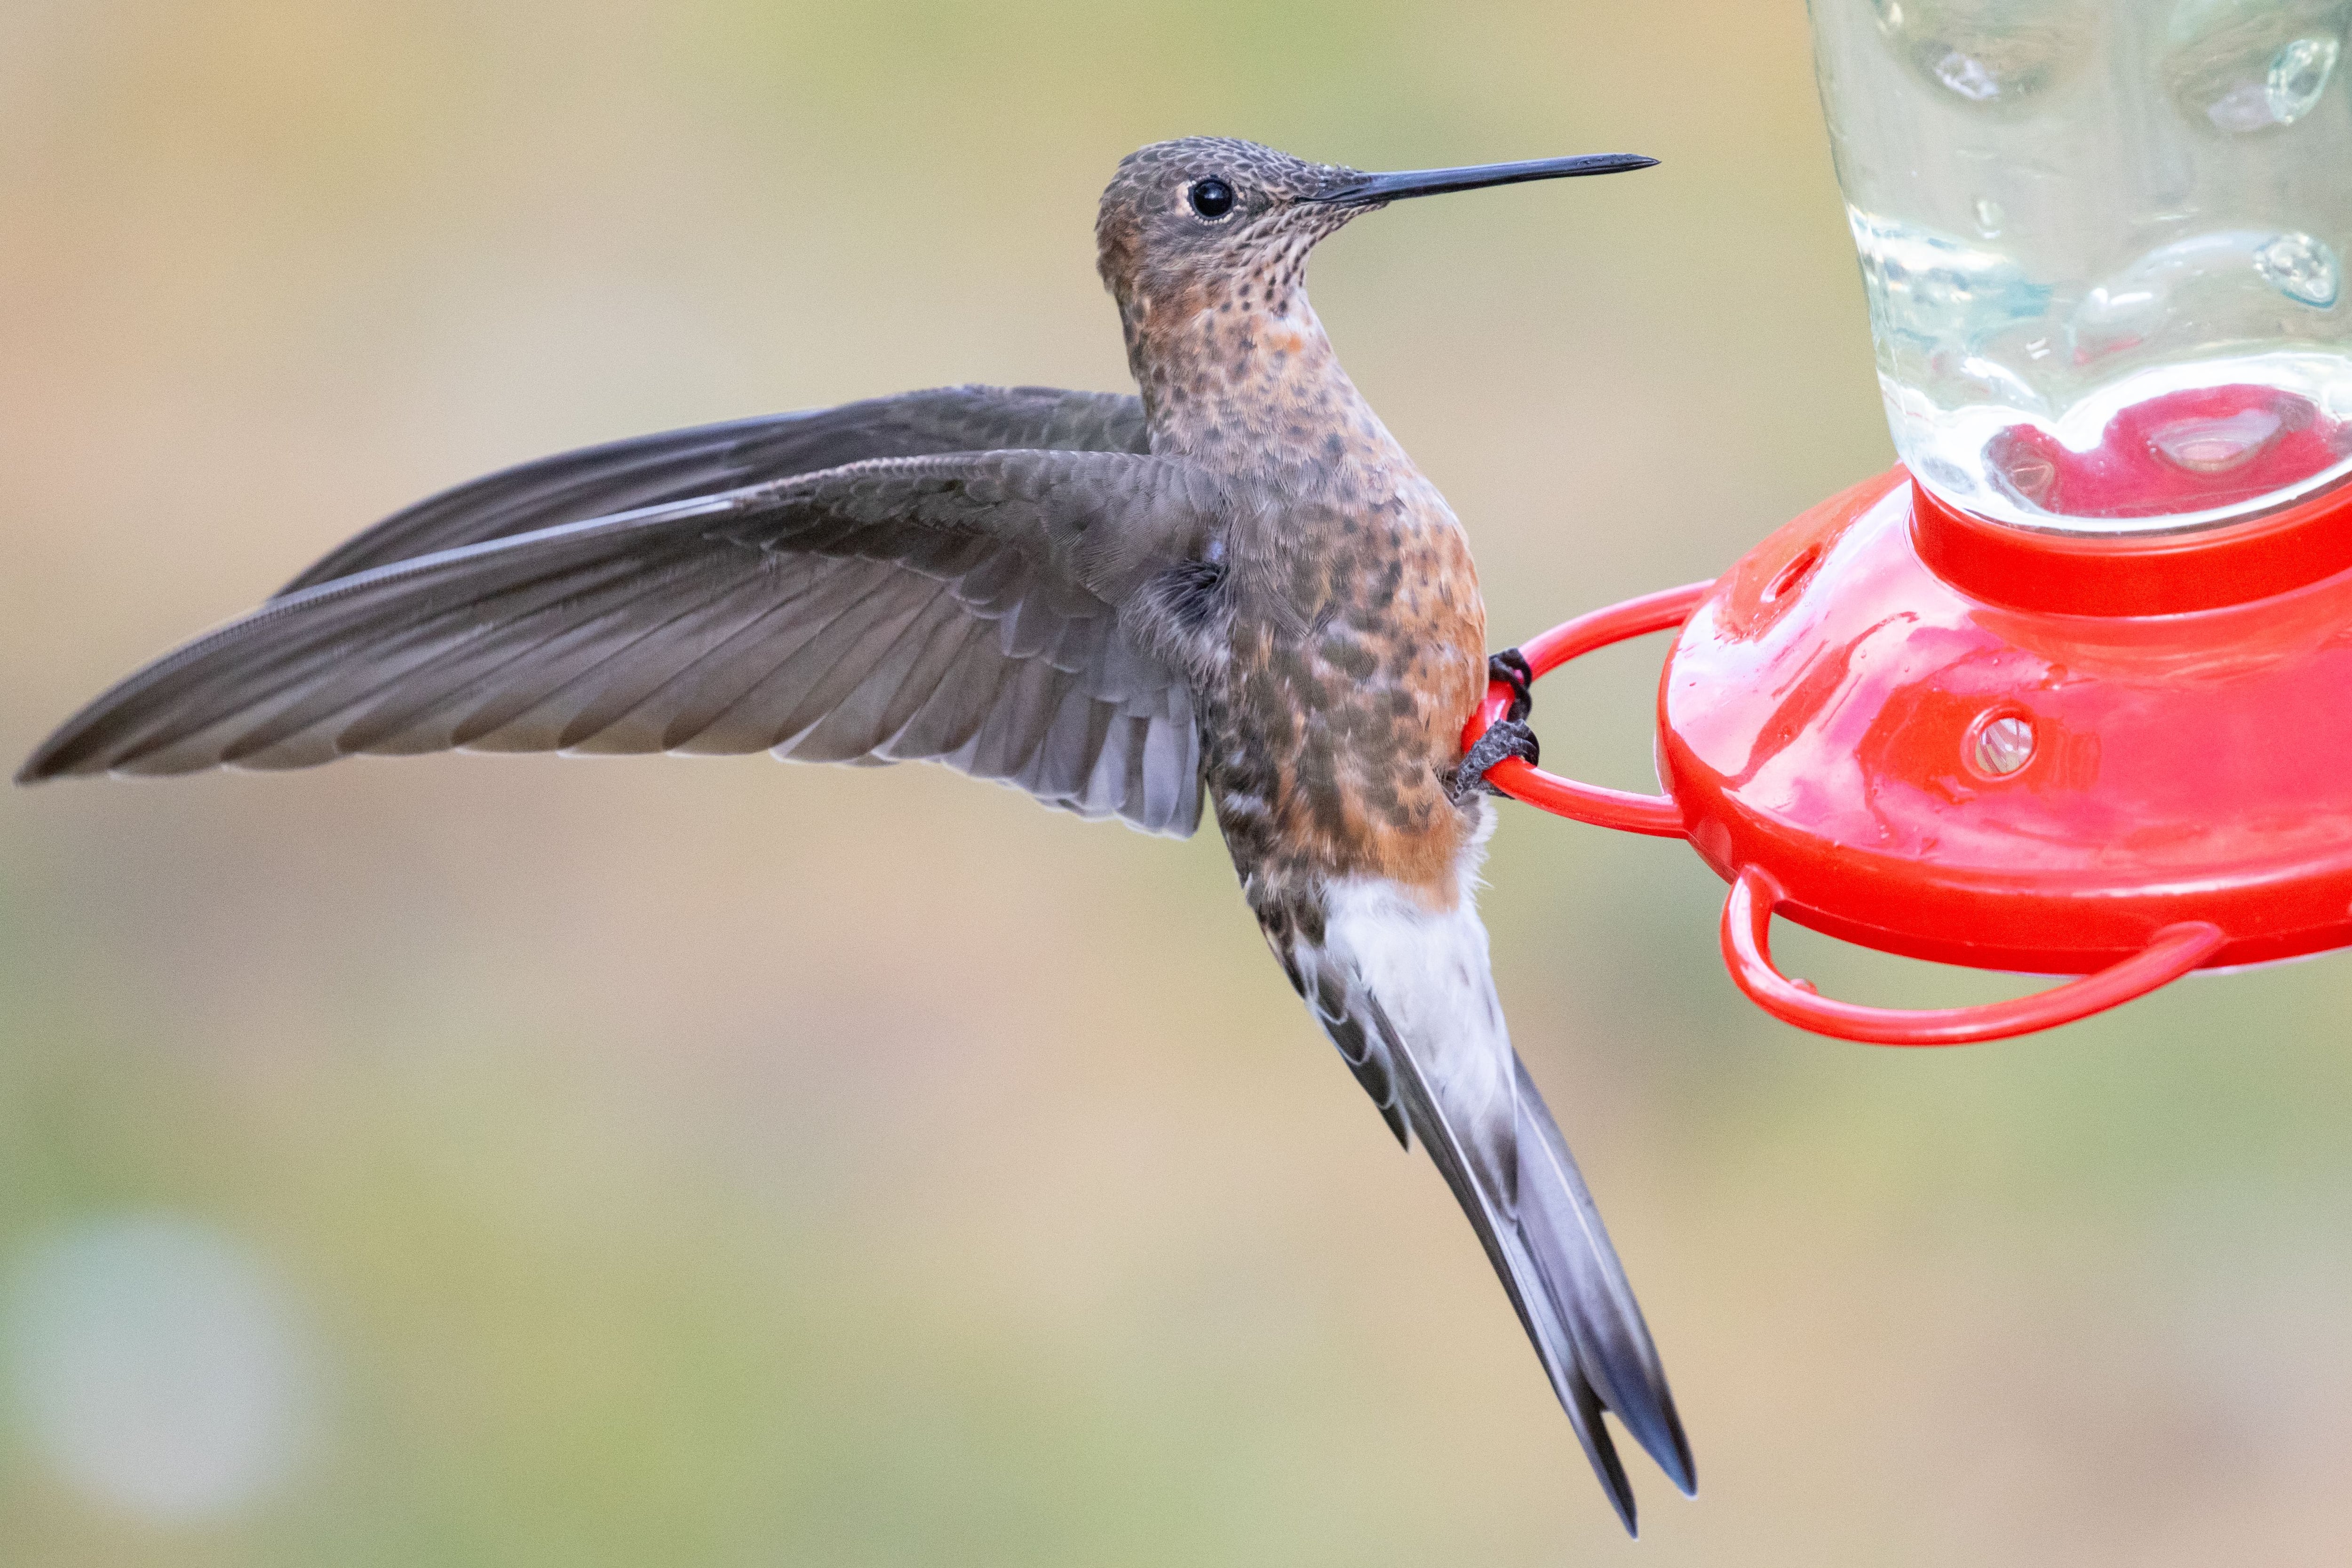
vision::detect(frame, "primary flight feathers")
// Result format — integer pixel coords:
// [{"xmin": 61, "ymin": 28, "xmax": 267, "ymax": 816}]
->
[
  {"xmin": 277, "ymin": 384, "xmax": 1154, "ymax": 594},
  {"xmin": 21, "ymin": 388, "xmax": 1211, "ymax": 836}
]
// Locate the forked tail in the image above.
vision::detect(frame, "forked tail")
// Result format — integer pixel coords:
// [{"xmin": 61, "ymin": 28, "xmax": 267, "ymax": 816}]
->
[{"xmin": 1293, "ymin": 879, "xmax": 1693, "ymax": 1534}]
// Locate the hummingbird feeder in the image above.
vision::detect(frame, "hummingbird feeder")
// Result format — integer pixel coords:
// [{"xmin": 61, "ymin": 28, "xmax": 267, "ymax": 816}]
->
[{"xmin": 1468, "ymin": 0, "xmax": 2352, "ymax": 1043}]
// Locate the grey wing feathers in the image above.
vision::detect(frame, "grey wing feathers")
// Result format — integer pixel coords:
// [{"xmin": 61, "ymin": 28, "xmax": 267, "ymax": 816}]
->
[
  {"xmin": 279, "ymin": 385, "xmax": 1150, "ymax": 595},
  {"xmin": 21, "ymin": 449, "xmax": 1211, "ymax": 837}
]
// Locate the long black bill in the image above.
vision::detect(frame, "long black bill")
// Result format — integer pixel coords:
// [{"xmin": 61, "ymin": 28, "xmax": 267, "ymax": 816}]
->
[{"xmin": 1314, "ymin": 153, "xmax": 1657, "ymax": 206}]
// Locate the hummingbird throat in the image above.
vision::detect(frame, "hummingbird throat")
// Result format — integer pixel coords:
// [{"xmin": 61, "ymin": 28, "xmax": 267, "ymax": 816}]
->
[{"xmin": 1127, "ymin": 282, "xmax": 1379, "ymax": 467}]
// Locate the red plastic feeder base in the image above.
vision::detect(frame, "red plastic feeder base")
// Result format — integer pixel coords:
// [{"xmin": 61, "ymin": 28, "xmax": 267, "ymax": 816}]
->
[{"xmin": 1467, "ymin": 468, "xmax": 2352, "ymax": 1044}]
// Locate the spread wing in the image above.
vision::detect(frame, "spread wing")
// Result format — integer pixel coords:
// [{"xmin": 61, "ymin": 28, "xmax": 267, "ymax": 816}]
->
[
  {"xmin": 21, "ymin": 449, "xmax": 1217, "ymax": 836},
  {"xmin": 278, "ymin": 385, "xmax": 1151, "ymax": 595}
]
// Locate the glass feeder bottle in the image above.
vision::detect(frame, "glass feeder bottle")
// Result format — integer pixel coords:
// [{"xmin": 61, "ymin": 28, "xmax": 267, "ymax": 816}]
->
[{"xmin": 1811, "ymin": 0, "xmax": 2352, "ymax": 530}]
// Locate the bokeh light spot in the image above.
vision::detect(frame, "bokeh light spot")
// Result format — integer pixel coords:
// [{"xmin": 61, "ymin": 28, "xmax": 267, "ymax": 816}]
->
[{"xmin": 4, "ymin": 1215, "xmax": 313, "ymax": 1522}]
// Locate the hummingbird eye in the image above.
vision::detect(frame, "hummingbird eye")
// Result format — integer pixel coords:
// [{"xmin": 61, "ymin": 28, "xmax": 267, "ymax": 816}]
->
[{"xmin": 1187, "ymin": 178, "xmax": 1236, "ymax": 220}]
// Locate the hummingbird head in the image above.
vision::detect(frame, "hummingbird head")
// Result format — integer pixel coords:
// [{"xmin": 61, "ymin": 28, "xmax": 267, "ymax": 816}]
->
[{"xmin": 1094, "ymin": 135, "xmax": 1655, "ymax": 338}]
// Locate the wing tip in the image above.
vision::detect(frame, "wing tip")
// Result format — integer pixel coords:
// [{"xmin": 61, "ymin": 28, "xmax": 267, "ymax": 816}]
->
[{"xmin": 17, "ymin": 730, "xmax": 88, "ymax": 786}]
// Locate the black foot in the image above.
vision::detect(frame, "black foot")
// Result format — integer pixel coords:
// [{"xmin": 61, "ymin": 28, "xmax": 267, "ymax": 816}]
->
[
  {"xmin": 1449, "ymin": 649, "xmax": 1541, "ymax": 804},
  {"xmin": 1489, "ymin": 647, "xmax": 1534, "ymax": 723}
]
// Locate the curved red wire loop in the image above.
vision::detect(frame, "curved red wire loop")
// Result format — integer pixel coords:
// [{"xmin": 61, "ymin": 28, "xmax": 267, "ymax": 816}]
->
[
  {"xmin": 1720, "ymin": 867, "xmax": 2227, "ymax": 1046},
  {"xmin": 1470, "ymin": 580, "xmax": 2223, "ymax": 1043},
  {"xmin": 1461, "ymin": 581, "xmax": 1711, "ymax": 837}
]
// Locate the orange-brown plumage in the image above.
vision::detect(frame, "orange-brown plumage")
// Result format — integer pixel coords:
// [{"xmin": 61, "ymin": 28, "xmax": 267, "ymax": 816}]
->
[
  {"xmin": 1084, "ymin": 142, "xmax": 1691, "ymax": 1531},
  {"xmin": 1096, "ymin": 139, "xmax": 1488, "ymax": 909}
]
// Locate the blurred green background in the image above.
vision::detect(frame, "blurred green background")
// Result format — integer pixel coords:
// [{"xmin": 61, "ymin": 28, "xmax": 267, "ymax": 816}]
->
[{"xmin": 3, "ymin": 2, "xmax": 2349, "ymax": 1563}]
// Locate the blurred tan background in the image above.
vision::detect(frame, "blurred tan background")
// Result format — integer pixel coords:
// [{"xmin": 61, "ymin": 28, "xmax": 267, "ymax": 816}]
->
[{"xmin": 3, "ymin": 2, "xmax": 2349, "ymax": 1564}]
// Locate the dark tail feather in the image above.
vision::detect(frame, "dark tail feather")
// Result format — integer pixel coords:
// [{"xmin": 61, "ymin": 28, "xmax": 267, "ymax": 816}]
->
[
  {"xmin": 1377, "ymin": 1003, "xmax": 1686, "ymax": 1535},
  {"xmin": 1512, "ymin": 1057, "xmax": 1696, "ymax": 1497}
]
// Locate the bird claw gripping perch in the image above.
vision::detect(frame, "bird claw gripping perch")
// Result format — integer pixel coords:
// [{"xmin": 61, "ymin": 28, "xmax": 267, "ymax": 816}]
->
[{"xmin": 1449, "ymin": 648, "xmax": 1539, "ymax": 803}]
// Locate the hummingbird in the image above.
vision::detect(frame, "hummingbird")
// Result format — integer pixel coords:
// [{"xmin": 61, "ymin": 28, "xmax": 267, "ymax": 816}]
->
[{"xmin": 20, "ymin": 136, "xmax": 1691, "ymax": 1531}]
